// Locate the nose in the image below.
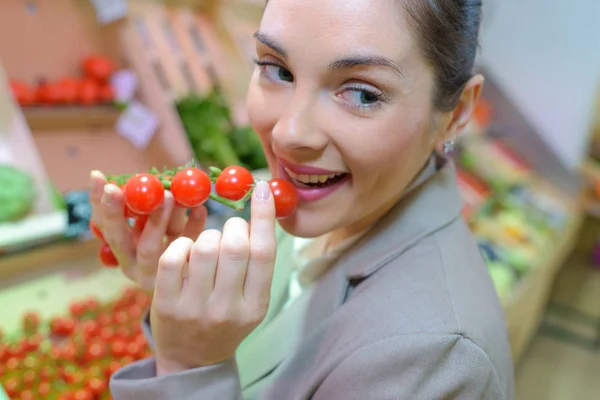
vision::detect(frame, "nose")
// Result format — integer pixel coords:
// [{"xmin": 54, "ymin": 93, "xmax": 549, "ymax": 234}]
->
[{"xmin": 271, "ymin": 90, "xmax": 328, "ymax": 154}]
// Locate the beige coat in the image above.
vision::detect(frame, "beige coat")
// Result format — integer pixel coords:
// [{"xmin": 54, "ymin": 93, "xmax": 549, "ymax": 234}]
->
[{"xmin": 110, "ymin": 153, "xmax": 515, "ymax": 399}]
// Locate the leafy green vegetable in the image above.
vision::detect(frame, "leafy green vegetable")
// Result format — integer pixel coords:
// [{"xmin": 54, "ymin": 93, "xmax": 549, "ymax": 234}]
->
[
  {"xmin": 175, "ymin": 90, "xmax": 267, "ymax": 171},
  {"xmin": 0, "ymin": 165, "xmax": 36, "ymax": 223}
]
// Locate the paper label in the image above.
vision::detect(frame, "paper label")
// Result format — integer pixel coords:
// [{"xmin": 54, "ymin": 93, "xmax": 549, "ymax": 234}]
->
[
  {"xmin": 110, "ymin": 70, "xmax": 138, "ymax": 104},
  {"xmin": 116, "ymin": 102, "xmax": 159, "ymax": 150},
  {"xmin": 90, "ymin": 0, "xmax": 128, "ymax": 25}
]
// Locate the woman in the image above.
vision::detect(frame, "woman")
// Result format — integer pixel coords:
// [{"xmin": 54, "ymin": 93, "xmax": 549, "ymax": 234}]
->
[{"xmin": 91, "ymin": 0, "xmax": 514, "ymax": 398}]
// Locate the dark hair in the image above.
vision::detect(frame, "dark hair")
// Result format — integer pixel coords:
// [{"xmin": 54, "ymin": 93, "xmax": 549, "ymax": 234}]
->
[{"xmin": 403, "ymin": 0, "xmax": 483, "ymax": 111}]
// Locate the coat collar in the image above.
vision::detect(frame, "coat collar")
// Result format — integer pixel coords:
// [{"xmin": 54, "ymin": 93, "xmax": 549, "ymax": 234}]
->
[{"xmin": 343, "ymin": 152, "xmax": 464, "ymax": 279}]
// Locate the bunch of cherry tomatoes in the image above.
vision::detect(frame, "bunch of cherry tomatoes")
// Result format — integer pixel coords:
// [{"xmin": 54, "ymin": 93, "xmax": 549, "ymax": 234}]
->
[
  {"xmin": 91, "ymin": 164, "xmax": 298, "ymax": 267},
  {"xmin": 0, "ymin": 287, "xmax": 152, "ymax": 400},
  {"xmin": 9, "ymin": 55, "xmax": 116, "ymax": 108}
]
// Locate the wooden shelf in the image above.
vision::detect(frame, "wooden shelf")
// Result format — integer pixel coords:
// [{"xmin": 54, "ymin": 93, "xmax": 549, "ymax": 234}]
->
[{"xmin": 24, "ymin": 105, "xmax": 121, "ymax": 131}]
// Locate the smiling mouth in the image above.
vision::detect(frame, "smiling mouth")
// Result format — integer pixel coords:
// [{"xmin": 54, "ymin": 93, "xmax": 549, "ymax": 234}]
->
[{"xmin": 283, "ymin": 167, "xmax": 349, "ymax": 188}]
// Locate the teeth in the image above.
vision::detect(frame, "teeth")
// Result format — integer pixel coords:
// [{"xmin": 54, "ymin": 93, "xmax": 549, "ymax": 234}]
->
[{"xmin": 284, "ymin": 167, "xmax": 341, "ymax": 184}]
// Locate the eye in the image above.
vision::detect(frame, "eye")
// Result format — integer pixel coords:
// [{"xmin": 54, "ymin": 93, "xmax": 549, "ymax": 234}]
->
[
  {"xmin": 339, "ymin": 84, "xmax": 384, "ymax": 111},
  {"xmin": 253, "ymin": 60, "xmax": 294, "ymax": 83}
]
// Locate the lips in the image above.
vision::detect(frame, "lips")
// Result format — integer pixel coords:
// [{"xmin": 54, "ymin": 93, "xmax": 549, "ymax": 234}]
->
[{"xmin": 278, "ymin": 159, "xmax": 350, "ymax": 203}]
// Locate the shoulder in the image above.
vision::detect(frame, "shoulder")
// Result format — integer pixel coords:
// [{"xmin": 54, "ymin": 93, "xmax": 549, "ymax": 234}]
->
[{"xmin": 329, "ymin": 217, "xmax": 514, "ymax": 396}]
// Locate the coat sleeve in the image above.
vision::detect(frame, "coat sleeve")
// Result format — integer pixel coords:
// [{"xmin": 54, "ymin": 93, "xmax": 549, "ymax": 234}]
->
[
  {"xmin": 313, "ymin": 334, "xmax": 511, "ymax": 400},
  {"xmin": 109, "ymin": 310, "xmax": 243, "ymax": 400}
]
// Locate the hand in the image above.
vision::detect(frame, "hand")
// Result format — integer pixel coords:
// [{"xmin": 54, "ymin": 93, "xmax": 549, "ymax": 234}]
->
[
  {"xmin": 150, "ymin": 180, "xmax": 277, "ymax": 375},
  {"xmin": 89, "ymin": 170, "xmax": 207, "ymax": 291}
]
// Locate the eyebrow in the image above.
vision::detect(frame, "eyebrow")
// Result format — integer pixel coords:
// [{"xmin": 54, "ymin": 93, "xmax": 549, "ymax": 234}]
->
[{"xmin": 253, "ymin": 31, "xmax": 406, "ymax": 79}]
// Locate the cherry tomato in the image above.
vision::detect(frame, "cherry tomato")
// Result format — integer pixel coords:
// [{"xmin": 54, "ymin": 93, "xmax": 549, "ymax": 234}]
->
[
  {"xmin": 97, "ymin": 313, "xmax": 113, "ymax": 327},
  {"xmin": 98, "ymin": 243, "xmax": 119, "ymax": 267},
  {"xmin": 128, "ymin": 304, "xmax": 143, "ymax": 320},
  {"xmin": 57, "ymin": 78, "xmax": 79, "ymax": 104},
  {"xmin": 78, "ymin": 79, "xmax": 99, "ymax": 106},
  {"xmin": 22, "ymin": 312, "xmax": 40, "ymax": 334},
  {"xmin": 20, "ymin": 389, "xmax": 36, "ymax": 400},
  {"xmin": 22, "ymin": 369, "xmax": 37, "ymax": 386},
  {"xmin": 82, "ymin": 320, "xmax": 100, "ymax": 337},
  {"xmin": 26, "ymin": 333, "xmax": 42, "ymax": 352},
  {"xmin": 89, "ymin": 222, "xmax": 105, "ymax": 242},
  {"xmin": 35, "ymin": 81, "xmax": 63, "ymax": 104},
  {"xmin": 83, "ymin": 55, "xmax": 115, "ymax": 83},
  {"xmin": 39, "ymin": 365, "xmax": 56, "ymax": 381},
  {"xmin": 85, "ymin": 342, "xmax": 107, "ymax": 362},
  {"xmin": 3, "ymin": 377, "xmax": 21, "ymax": 397},
  {"xmin": 133, "ymin": 215, "xmax": 148, "ymax": 233},
  {"xmin": 111, "ymin": 340, "xmax": 127, "ymax": 358},
  {"xmin": 124, "ymin": 174, "xmax": 165, "ymax": 215},
  {"xmin": 268, "ymin": 179, "xmax": 299, "ymax": 219},
  {"xmin": 105, "ymin": 360, "xmax": 122, "ymax": 378},
  {"xmin": 6, "ymin": 356, "xmax": 21, "ymax": 371},
  {"xmin": 215, "ymin": 166, "xmax": 255, "ymax": 201},
  {"xmin": 37, "ymin": 381, "xmax": 52, "ymax": 397},
  {"xmin": 124, "ymin": 204, "xmax": 139, "ymax": 218},
  {"xmin": 9, "ymin": 80, "xmax": 35, "ymax": 106},
  {"xmin": 72, "ymin": 387, "xmax": 94, "ymax": 400},
  {"xmin": 170, "ymin": 167, "xmax": 211, "ymax": 207},
  {"xmin": 87, "ymin": 376, "xmax": 108, "ymax": 396},
  {"xmin": 0, "ymin": 343, "xmax": 8, "ymax": 361}
]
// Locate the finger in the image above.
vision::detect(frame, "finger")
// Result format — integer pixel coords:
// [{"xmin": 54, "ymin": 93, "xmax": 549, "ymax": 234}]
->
[
  {"xmin": 165, "ymin": 206, "xmax": 188, "ymax": 242},
  {"xmin": 182, "ymin": 229, "xmax": 221, "ymax": 306},
  {"xmin": 136, "ymin": 191, "xmax": 176, "ymax": 290},
  {"xmin": 244, "ymin": 180, "xmax": 277, "ymax": 307},
  {"xmin": 101, "ymin": 184, "xmax": 136, "ymax": 276},
  {"xmin": 213, "ymin": 217, "xmax": 250, "ymax": 301},
  {"xmin": 181, "ymin": 206, "xmax": 207, "ymax": 240},
  {"xmin": 155, "ymin": 237, "xmax": 194, "ymax": 308},
  {"xmin": 89, "ymin": 170, "xmax": 107, "ymax": 228}
]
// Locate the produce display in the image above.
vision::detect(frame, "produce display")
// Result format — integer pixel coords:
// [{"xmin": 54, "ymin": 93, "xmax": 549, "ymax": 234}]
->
[
  {"xmin": 176, "ymin": 90, "xmax": 268, "ymax": 171},
  {"xmin": 91, "ymin": 163, "xmax": 298, "ymax": 267},
  {"xmin": 8, "ymin": 55, "xmax": 116, "ymax": 108},
  {"xmin": 0, "ymin": 165, "xmax": 37, "ymax": 223},
  {"xmin": 0, "ymin": 287, "xmax": 152, "ymax": 400},
  {"xmin": 455, "ymin": 135, "xmax": 572, "ymax": 302}
]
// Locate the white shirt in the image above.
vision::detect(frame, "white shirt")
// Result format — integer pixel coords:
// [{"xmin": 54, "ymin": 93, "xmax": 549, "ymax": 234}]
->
[{"xmin": 283, "ymin": 230, "xmax": 371, "ymax": 310}]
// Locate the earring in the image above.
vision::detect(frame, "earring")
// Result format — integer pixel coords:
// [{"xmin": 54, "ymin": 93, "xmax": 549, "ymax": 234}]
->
[{"xmin": 443, "ymin": 140, "xmax": 455, "ymax": 154}]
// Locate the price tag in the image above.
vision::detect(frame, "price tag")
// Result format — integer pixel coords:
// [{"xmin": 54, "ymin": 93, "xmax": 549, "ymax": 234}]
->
[
  {"xmin": 116, "ymin": 102, "xmax": 159, "ymax": 150},
  {"xmin": 90, "ymin": 0, "xmax": 128, "ymax": 25},
  {"xmin": 110, "ymin": 70, "xmax": 138, "ymax": 104}
]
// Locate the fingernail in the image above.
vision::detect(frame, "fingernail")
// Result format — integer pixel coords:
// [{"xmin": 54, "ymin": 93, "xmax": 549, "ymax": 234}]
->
[
  {"xmin": 103, "ymin": 185, "xmax": 117, "ymax": 205},
  {"xmin": 254, "ymin": 180, "xmax": 271, "ymax": 201},
  {"xmin": 90, "ymin": 171, "xmax": 103, "ymax": 193}
]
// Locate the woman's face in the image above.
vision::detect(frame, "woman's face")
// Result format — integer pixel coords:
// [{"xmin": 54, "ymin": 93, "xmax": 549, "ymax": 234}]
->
[{"xmin": 247, "ymin": 0, "xmax": 442, "ymax": 240}]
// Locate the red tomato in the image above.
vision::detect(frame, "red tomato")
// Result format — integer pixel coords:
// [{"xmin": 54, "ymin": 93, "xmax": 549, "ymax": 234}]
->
[
  {"xmin": 105, "ymin": 360, "xmax": 122, "ymax": 378},
  {"xmin": 82, "ymin": 320, "xmax": 100, "ymax": 337},
  {"xmin": 20, "ymin": 389, "xmax": 36, "ymax": 400},
  {"xmin": 99, "ymin": 84, "xmax": 115, "ymax": 103},
  {"xmin": 124, "ymin": 204, "xmax": 139, "ymax": 218},
  {"xmin": 89, "ymin": 222, "xmax": 105, "ymax": 242},
  {"xmin": 111, "ymin": 340, "xmax": 127, "ymax": 358},
  {"xmin": 113, "ymin": 310, "xmax": 129, "ymax": 325},
  {"xmin": 85, "ymin": 342, "xmax": 107, "ymax": 362},
  {"xmin": 78, "ymin": 79, "xmax": 99, "ymax": 106},
  {"xmin": 170, "ymin": 168, "xmax": 211, "ymax": 207},
  {"xmin": 98, "ymin": 243, "xmax": 119, "ymax": 267},
  {"xmin": 124, "ymin": 174, "xmax": 165, "ymax": 215},
  {"xmin": 26, "ymin": 333, "xmax": 42, "ymax": 352},
  {"xmin": 57, "ymin": 78, "xmax": 79, "ymax": 104},
  {"xmin": 87, "ymin": 376, "xmax": 108, "ymax": 396},
  {"xmin": 57, "ymin": 392, "xmax": 74, "ymax": 400},
  {"xmin": 83, "ymin": 55, "xmax": 115, "ymax": 83},
  {"xmin": 52, "ymin": 317, "xmax": 76, "ymax": 336},
  {"xmin": 22, "ymin": 312, "xmax": 40, "ymax": 334},
  {"xmin": 3, "ymin": 376, "xmax": 21, "ymax": 397},
  {"xmin": 85, "ymin": 297, "xmax": 100, "ymax": 312},
  {"xmin": 128, "ymin": 304, "xmax": 143, "ymax": 320},
  {"xmin": 37, "ymin": 381, "xmax": 52, "ymax": 397},
  {"xmin": 126, "ymin": 341, "xmax": 143, "ymax": 359},
  {"xmin": 9, "ymin": 80, "xmax": 35, "ymax": 106},
  {"xmin": 0, "ymin": 343, "xmax": 8, "ymax": 361},
  {"xmin": 72, "ymin": 388, "xmax": 94, "ymax": 400},
  {"xmin": 22, "ymin": 369, "xmax": 37, "ymax": 386},
  {"xmin": 59, "ymin": 343, "xmax": 78, "ymax": 362},
  {"xmin": 133, "ymin": 215, "xmax": 148, "ymax": 233},
  {"xmin": 268, "ymin": 179, "xmax": 299, "ymax": 219},
  {"xmin": 6, "ymin": 356, "xmax": 20, "ymax": 371},
  {"xmin": 36, "ymin": 81, "xmax": 63, "ymax": 105},
  {"xmin": 215, "ymin": 166, "xmax": 255, "ymax": 201},
  {"xmin": 39, "ymin": 365, "xmax": 56, "ymax": 380},
  {"xmin": 97, "ymin": 313, "xmax": 113, "ymax": 327}
]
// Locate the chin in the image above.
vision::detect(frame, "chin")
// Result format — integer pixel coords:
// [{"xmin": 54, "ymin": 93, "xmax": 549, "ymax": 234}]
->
[{"xmin": 276, "ymin": 207, "xmax": 336, "ymax": 238}]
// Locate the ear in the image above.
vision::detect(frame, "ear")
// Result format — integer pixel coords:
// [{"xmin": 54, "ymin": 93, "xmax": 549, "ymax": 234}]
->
[{"xmin": 435, "ymin": 73, "xmax": 485, "ymax": 147}]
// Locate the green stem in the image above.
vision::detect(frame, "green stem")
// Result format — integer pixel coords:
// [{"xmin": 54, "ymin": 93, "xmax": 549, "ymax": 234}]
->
[{"xmin": 209, "ymin": 193, "xmax": 246, "ymax": 212}]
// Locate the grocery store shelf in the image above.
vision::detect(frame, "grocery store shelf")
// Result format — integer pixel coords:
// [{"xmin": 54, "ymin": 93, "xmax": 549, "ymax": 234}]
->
[{"xmin": 24, "ymin": 105, "xmax": 121, "ymax": 131}]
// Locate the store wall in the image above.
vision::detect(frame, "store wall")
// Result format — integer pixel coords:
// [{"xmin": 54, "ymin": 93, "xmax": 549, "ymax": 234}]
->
[{"xmin": 477, "ymin": 0, "xmax": 600, "ymax": 170}]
